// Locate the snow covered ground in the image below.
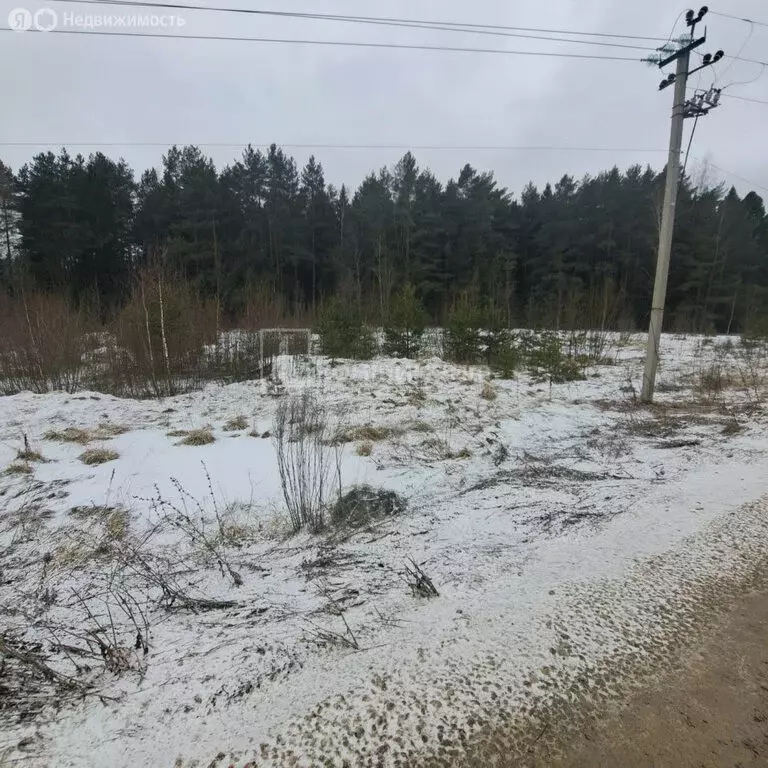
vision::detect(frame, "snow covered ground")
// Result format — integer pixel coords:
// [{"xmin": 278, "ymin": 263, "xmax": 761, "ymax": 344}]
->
[{"xmin": 1, "ymin": 332, "xmax": 767, "ymax": 767}]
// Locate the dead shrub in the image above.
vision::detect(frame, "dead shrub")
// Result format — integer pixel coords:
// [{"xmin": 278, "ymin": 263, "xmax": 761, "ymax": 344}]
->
[
  {"xmin": 480, "ymin": 381, "xmax": 497, "ymax": 401},
  {"xmin": 722, "ymin": 419, "xmax": 742, "ymax": 436},
  {"xmin": 0, "ymin": 291, "xmax": 94, "ymax": 395},
  {"xmin": 696, "ymin": 363, "xmax": 727, "ymax": 400},
  {"xmin": 735, "ymin": 342, "xmax": 767, "ymax": 405},
  {"xmin": 101, "ymin": 270, "xmax": 273, "ymax": 397},
  {"xmin": 148, "ymin": 476, "xmax": 243, "ymax": 586},
  {"xmin": 403, "ymin": 557, "xmax": 439, "ymax": 598},
  {"xmin": 236, "ymin": 277, "xmax": 310, "ymax": 330},
  {"xmin": 104, "ymin": 267, "xmax": 214, "ymax": 398},
  {"xmin": 273, "ymin": 392, "xmax": 342, "ymax": 533},
  {"xmin": 330, "ymin": 485, "xmax": 407, "ymax": 528}
]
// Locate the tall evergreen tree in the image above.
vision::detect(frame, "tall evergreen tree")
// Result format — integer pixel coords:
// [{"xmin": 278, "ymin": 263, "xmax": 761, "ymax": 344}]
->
[
  {"xmin": 5, "ymin": 144, "xmax": 767, "ymax": 333},
  {"xmin": 0, "ymin": 160, "xmax": 18, "ymax": 287}
]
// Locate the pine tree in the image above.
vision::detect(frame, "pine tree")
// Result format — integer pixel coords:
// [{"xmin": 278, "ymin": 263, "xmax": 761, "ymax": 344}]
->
[
  {"xmin": 299, "ymin": 156, "xmax": 334, "ymax": 314},
  {"xmin": 0, "ymin": 160, "xmax": 17, "ymax": 287}
]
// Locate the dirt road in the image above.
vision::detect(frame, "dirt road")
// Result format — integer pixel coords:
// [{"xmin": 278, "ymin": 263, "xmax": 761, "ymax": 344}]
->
[
  {"xmin": 534, "ymin": 585, "xmax": 768, "ymax": 768},
  {"xmin": 549, "ymin": 591, "xmax": 768, "ymax": 768}
]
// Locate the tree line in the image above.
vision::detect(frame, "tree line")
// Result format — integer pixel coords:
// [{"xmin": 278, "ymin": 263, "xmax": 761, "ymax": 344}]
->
[{"xmin": 0, "ymin": 145, "xmax": 766, "ymax": 333}]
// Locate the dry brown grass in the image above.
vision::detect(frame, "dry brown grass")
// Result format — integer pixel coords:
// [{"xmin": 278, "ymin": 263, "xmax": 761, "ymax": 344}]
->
[
  {"xmin": 356, "ymin": 442, "xmax": 374, "ymax": 457},
  {"xmin": 44, "ymin": 424, "xmax": 128, "ymax": 445},
  {"xmin": 406, "ymin": 385, "xmax": 428, "ymax": 405},
  {"xmin": 721, "ymin": 419, "xmax": 742, "ymax": 436},
  {"xmin": 96, "ymin": 423, "xmax": 129, "ymax": 438},
  {"xmin": 223, "ymin": 415, "xmax": 249, "ymax": 432},
  {"xmin": 66, "ymin": 504, "xmax": 129, "ymax": 541},
  {"xmin": 180, "ymin": 429, "xmax": 216, "ymax": 446},
  {"xmin": 45, "ymin": 427, "xmax": 92, "ymax": 445},
  {"xmin": 69, "ymin": 504, "xmax": 116, "ymax": 521},
  {"xmin": 79, "ymin": 448, "xmax": 119, "ymax": 465},
  {"xmin": 421, "ymin": 437, "xmax": 472, "ymax": 460},
  {"xmin": 480, "ymin": 381, "xmax": 497, "ymax": 401},
  {"xmin": 105, "ymin": 508, "xmax": 129, "ymax": 540},
  {"xmin": 335, "ymin": 425, "xmax": 402, "ymax": 444},
  {"xmin": 695, "ymin": 363, "xmax": 742, "ymax": 402},
  {"xmin": 16, "ymin": 448, "xmax": 45, "ymax": 463},
  {"xmin": 4, "ymin": 462, "xmax": 33, "ymax": 476}
]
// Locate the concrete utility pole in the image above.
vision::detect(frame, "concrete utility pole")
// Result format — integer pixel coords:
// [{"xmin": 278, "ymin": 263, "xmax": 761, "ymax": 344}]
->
[
  {"xmin": 641, "ymin": 7, "xmax": 723, "ymax": 403},
  {"xmin": 641, "ymin": 52, "xmax": 690, "ymax": 403}
]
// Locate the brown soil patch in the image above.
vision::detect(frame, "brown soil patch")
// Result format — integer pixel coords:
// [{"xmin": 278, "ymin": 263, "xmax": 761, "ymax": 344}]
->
[{"xmin": 535, "ymin": 586, "xmax": 768, "ymax": 767}]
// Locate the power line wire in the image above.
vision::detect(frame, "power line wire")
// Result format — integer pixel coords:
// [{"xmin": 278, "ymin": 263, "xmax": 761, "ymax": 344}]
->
[
  {"xmin": 709, "ymin": 10, "xmax": 768, "ymax": 29},
  {"xmin": 722, "ymin": 93, "xmax": 768, "ymax": 106},
  {"xmin": 0, "ymin": 27, "xmax": 645, "ymax": 59},
  {"xmin": 715, "ymin": 19, "xmax": 753, "ymax": 84},
  {"xmin": 721, "ymin": 64, "xmax": 767, "ymax": 91},
  {"xmin": 0, "ymin": 142, "xmax": 670, "ymax": 151},
  {"xmin": 51, "ymin": 0, "xmax": 670, "ymax": 43},
  {"xmin": 22, "ymin": 4, "xmax": 767, "ymax": 64},
  {"xmin": 660, "ymin": 10, "xmax": 686, "ymax": 50},
  {"xmin": 681, "ymin": 115, "xmax": 700, "ymax": 179},
  {"xmin": 44, "ymin": 0, "xmax": 661, "ymax": 51},
  {"xmin": 728, "ymin": 54, "xmax": 768, "ymax": 67},
  {"xmin": 697, "ymin": 159, "xmax": 768, "ymax": 195}
]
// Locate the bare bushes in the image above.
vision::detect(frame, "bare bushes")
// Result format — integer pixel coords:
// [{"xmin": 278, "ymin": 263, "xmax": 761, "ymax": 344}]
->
[
  {"xmin": 102, "ymin": 269, "xmax": 271, "ymax": 396},
  {"xmin": 404, "ymin": 558, "xmax": 439, "ymax": 598},
  {"xmin": 104, "ymin": 268, "xmax": 215, "ymax": 397},
  {"xmin": 736, "ymin": 338, "xmax": 768, "ymax": 406},
  {"xmin": 0, "ymin": 272, "xmax": 274, "ymax": 398},
  {"xmin": 0, "ymin": 482, "xmax": 249, "ymax": 725},
  {"xmin": 0, "ymin": 291, "xmax": 94, "ymax": 395},
  {"xmin": 272, "ymin": 392, "xmax": 343, "ymax": 532},
  {"xmin": 148, "ymin": 475, "xmax": 243, "ymax": 586},
  {"xmin": 686, "ymin": 338, "xmax": 767, "ymax": 408},
  {"xmin": 236, "ymin": 278, "xmax": 310, "ymax": 331}
]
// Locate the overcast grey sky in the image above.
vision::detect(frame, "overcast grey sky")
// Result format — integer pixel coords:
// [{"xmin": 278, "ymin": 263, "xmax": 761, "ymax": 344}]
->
[{"xmin": 1, "ymin": 0, "xmax": 766, "ymax": 198}]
